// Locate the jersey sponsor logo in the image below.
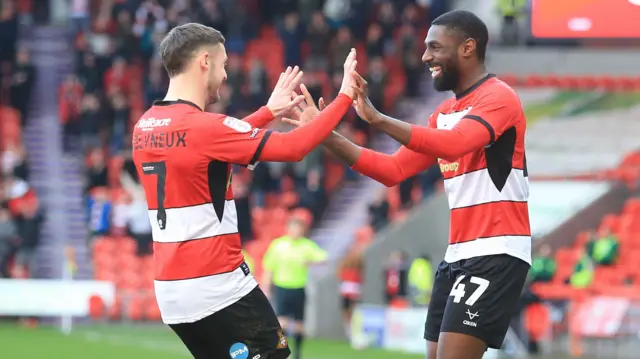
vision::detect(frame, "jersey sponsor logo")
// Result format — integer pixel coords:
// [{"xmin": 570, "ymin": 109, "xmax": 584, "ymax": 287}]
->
[
  {"xmin": 436, "ymin": 106, "xmax": 472, "ymax": 130},
  {"xmin": 466, "ymin": 309, "xmax": 479, "ymax": 320},
  {"xmin": 463, "ymin": 320, "xmax": 478, "ymax": 327},
  {"xmin": 249, "ymin": 128, "xmax": 260, "ymax": 138},
  {"xmin": 136, "ymin": 117, "xmax": 171, "ymax": 131},
  {"xmin": 223, "ymin": 116, "xmax": 252, "ymax": 133},
  {"xmin": 133, "ymin": 131, "xmax": 187, "ymax": 150},
  {"xmin": 276, "ymin": 329, "xmax": 288, "ymax": 349},
  {"xmin": 229, "ymin": 342, "xmax": 249, "ymax": 359},
  {"xmin": 439, "ymin": 161, "xmax": 459, "ymax": 173}
]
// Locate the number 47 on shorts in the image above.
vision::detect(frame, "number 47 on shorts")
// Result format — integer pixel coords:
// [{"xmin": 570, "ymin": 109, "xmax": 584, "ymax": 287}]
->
[{"xmin": 449, "ymin": 275, "xmax": 490, "ymax": 306}]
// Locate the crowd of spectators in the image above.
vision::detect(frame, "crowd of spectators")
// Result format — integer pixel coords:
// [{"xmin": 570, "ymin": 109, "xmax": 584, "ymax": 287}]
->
[
  {"xmin": 0, "ymin": 0, "xmax": 43, "ymax": 279},
  {"xmin": 71, "ymin": 0, "xmax": 447, "ymax": 247}
]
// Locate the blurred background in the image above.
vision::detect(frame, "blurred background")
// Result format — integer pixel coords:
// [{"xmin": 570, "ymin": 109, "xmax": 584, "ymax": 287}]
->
[{"xmin": 1, "ymin": 0, "xmax": 640, "ymax": 358}]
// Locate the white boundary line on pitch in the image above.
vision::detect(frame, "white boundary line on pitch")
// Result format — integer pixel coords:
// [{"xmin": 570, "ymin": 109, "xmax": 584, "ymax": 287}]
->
[{"xmin": 80, "ymin": 331, "xmax": 190, "ymax": 356}]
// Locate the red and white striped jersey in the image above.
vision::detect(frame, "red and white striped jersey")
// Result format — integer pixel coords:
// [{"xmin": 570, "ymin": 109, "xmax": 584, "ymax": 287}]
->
[
  {"xmin": 432, "ymin": 75, "xmax": 531, "ymax": 265},
  {"xmin": 132, "ymin": 100, "xmax": 270, "ymax": 324}
]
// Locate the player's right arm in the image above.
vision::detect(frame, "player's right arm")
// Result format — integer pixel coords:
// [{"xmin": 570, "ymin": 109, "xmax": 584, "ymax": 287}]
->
[{"xmin": 324, "ymin": 133, "xmax": 436, "ymax": 187}]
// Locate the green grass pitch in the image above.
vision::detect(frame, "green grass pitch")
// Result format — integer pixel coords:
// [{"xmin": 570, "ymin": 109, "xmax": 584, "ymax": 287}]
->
[{"xmin": 0, "ymin": 323, "xmax": 423, "ymax": 359}]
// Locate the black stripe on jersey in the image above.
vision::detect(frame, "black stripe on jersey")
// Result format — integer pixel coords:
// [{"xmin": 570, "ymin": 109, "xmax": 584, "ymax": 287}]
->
[
  {"xmin": 153, "ymin": 99, "xmax": 203, "ymax": 111},
  {"xmin": 207, "ymin": 161, "xmax": 228, "ymax": 222},
  {"xmin": 457, "ymin": 233, "xmax": 532, "ymax": 243},
  {"xmin": 455, "ymin": 74, "xmax": 496, "ymax": 100},
  {"xmin": 249, "ymin": 130, "xmax": 272, "ymax": 166},
  {"xmin": 442, "ymin": 166, "xmax": 526, "ymax": 181},
  {"xmin": 464, "ymin": 115, "xmax": 495, "ymax": 144},
  {"xmin": 450, "ymin": 199, "xmax": 528, "ymax": 211}
]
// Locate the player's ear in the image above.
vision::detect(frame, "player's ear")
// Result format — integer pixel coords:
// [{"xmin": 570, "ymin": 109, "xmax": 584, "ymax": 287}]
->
[
  {"xmin": 461, "ymin": 38, "xmax": 476, "ymax": 59},
  {"xmin": 199, "ymin": 51, "xmax": 209, "ymax": 71}
]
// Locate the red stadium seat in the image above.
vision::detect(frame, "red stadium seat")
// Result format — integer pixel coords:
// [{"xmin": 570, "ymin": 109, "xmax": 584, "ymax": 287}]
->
[
  {"xmin": 144, "ymin": 298, "xmax": 162, "ymax": 321},
  {"xmin": 125, "ymin": 297, "xmax": 145, "ymax": 321},
  {"xmin": 88, "ymin": 295, "xmax": 106, "ymax": 319}
]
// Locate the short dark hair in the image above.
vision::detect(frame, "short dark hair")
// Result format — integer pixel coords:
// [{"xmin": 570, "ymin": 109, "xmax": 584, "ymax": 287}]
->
[
  {"xmin": 432, "ymin": 10, "xmax": 488, "ymax": 62},
  {"xmin": 158, "ymin": 23, "xmax": 225, "ymax": 77}
]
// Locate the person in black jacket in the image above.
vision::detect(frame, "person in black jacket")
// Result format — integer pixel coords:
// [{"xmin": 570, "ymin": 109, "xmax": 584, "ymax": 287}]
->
[{"xmin": 14, "ymin": 198, "xmax": 45, "ymax": 277}]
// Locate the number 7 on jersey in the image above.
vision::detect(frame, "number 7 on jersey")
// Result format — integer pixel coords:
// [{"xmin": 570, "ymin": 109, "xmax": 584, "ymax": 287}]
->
[{"xmin": 142, "ymin": 161, "xmax": 167, "ymax": 230}]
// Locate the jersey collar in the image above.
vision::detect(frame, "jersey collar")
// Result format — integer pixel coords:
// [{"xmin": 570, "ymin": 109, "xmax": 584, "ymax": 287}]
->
[
  {"xmin": 153, "ymin": 99, "xmax": 203, "ymax": 111},
  {"xmin": 455, "ymin": 73, "xmax": 496, "ymax": 100}
]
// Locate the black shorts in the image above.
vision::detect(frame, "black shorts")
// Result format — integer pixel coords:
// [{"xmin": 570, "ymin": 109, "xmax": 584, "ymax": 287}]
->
[
  {"xmin": 169, "ymin": 286, "xmax": 291, "ymax": 359},
  {"xmin": 273, "ymin": 286, "xmax": 306, "ymax": 321},
  {"xmin": 424, "ymin": 254, "xmax": 529, "ymax": 349}
]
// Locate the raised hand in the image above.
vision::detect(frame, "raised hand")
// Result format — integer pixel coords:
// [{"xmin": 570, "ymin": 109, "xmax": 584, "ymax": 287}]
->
[
  {"xmin": 339, "ymin": 48, "xmax": 358, "ymax": 99},
  {"xmin": 350, "ymin": 71, "xmax": 381, "ymax": 124},
  {"xmin": 266, "ymin": 66, "xmax": 306, "ymax": 118},
  {"xmin": 282, "ymin": 84, "xmax": 326, "ymax": 128}
]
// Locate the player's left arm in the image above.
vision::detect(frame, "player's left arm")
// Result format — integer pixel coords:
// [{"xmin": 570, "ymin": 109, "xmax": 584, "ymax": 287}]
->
[
  {"xmin": 241, "ymin": 106, "xmax": 274, "ymax": 128},
  {"xmin": 372, "ymin": 92, "xmax": 519, "ymax": 162}
]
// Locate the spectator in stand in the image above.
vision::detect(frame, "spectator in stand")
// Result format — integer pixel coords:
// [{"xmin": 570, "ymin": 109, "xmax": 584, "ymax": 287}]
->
[
  {"xmin": 77, "ymin": 53, "xmax": 101, "ymax": 95},
  {"xmin": 87, "ymin": 188, "xmax": 111, "ymax": 244},
  {"xmin": 85, "ymin": 148, "xmax": 108, "ymax": 194},
  {"xmin": 13, "ymin": 197, "xmax": 44, "ymax": 278},
  {"xmin": 59, "ymin": 74, "xmax": 84, "ymax": 153},
  {"xmin": 419, "ymin": 164, "xmax": 442, "ymax": 199},
  {"xmin": 69, "ymin": 0, "xmax": 90, "ymax": 38},
  {"xmin": 569, "ymin": 251, "xmax": 594, "ymax": 289},
  {"xmin": 126, "ymin": 197, "xmax": 153, "ymax": 257},
  {"xmin": 399, "ymin": 175, "xmax": 419, "ymax": 209},
  {"xmin": 0, "ymin": 0, "xmax": 18, "ymax": 68},
  {"xmin": 376, "ymin": 2, "xmax": 397, "ymax": 46},
  {"xmin": 145, "ymin": 60, "xmax": 167, "ymax": 108},
  {"xmin": 305, "ymin": 11, "xmax": 331, "ymax": 70},
  {"xmin": 78, "ymin": 94, "xmax": 103, "ymax": 153},
  {"xmin": 2, "ymin": 141, "xmax": 29, "ymax": 181},
  {"xmin": 225, "ymin": 54, "xmax": 245, "ymax": 104},
  {"xmin": 9, "ymin": 46, "xmax": 35, "ymax": 125},
  {"xmin": 298, "ymin": 168, "xmax": 326, "ymax": 220},
  {"xmin": 365, "ymin": 23, "xmax": 385, "ymax": 59},
  {"xmin": 0, "ymin": 205, "xmax": 18, "ymax": 278},
  {"xmin": 368, "ymin": 188, "xmax": 390, "ymax": 232},
  {"xmin": 401, "ymin": 3, "xmax": 423, "ymax": 29},
  {"xmin": 104, "ymin": 92, "xmax": 130, "ymax": 153},
  {"xmin": 250, "ymin": 160, "xmax": 275, "ymax": 208},
  {"xmin": 104, "ymin": 57, "xmax": 130, "ymax": 96},
  {"xmin": 113, "ymin": 8, "xmax": 137, "ymax": 61},
  {"xmin": 529, "ymin": 244, "xmax": 556, "ymax": 283},
  {"xmin": 278, "ymin": 12, "xmax": 303, "ymax": 67},
  {"xmin": 365, "ymin": 57, "xmax": 388, "ymax": 112},
  {"xmin": 586, "ymin": 230, "xmax": 620, "ymax": 266},
  {"xmin": 330, "ymin": 27, "xmax": 354, "ymax": 72},
  {"xmin": 247, "ymin": 58, "xmax": 269, "ymax": 109},
  {"xmin": 398, "ymin": 23, "xmax": 423, "ymax": 98}
]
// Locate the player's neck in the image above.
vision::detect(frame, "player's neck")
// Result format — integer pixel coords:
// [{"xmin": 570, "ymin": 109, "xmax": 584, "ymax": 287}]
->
[
  {"xmin": 164, "ymin": 76, "xmax": 206, "ymax": 111},
  {"xmin": 454, "ymin": 66, "xmax": 488, "ymax": 97}
]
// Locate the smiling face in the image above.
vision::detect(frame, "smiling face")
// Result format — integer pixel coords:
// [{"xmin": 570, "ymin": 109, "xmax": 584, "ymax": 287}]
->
[{"xmin": 422, "ymin": 25, "xmax": 477, "ymax": 92}]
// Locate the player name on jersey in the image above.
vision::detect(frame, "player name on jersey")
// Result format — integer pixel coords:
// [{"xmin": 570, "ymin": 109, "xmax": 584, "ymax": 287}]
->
[{"xmin": 133, "ymin": 131, "xmax": 187, "ymax": 150}]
